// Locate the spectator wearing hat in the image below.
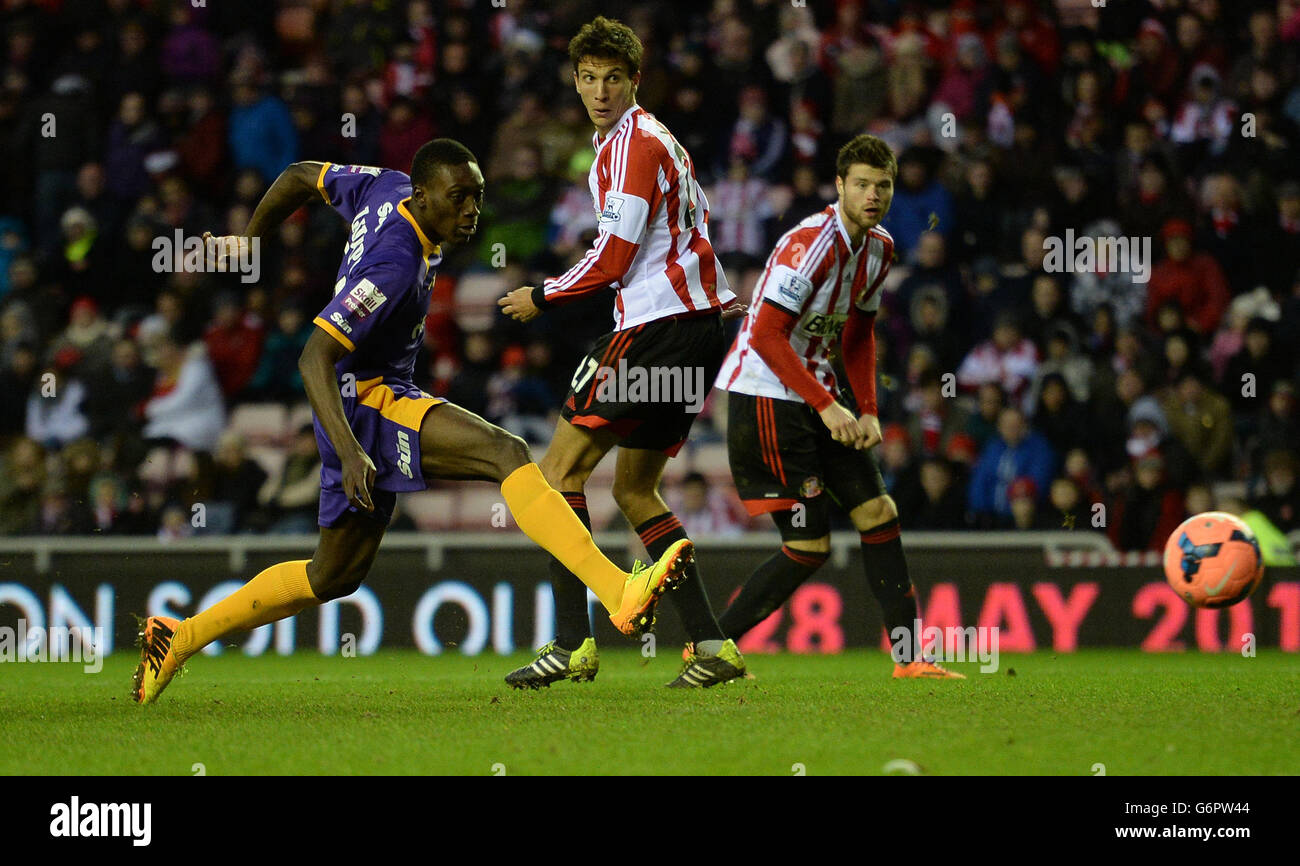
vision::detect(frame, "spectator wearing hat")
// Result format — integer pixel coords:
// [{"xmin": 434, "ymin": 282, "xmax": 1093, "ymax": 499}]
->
[
  {"xmin": 1161, "ymin": 367, "xmax": 1233, "ymax": 479},
  {"xmin": 1107, "ymin": 451, "xmax": 1185, "ymax": 552},
  {"xmin": 967, "ymin": 405, "xmax": 1056, "ymax": 528},
  {"xmin": 1008, "ymin": 476, "xmax": 1057, "ymax": 530},
  {"xmin": 1171, "ymin": 62, "xmax": 1238, "ymax": 166},
  {"xmin": 49, "ymin": 206, "xmax": 108, "ymax": 307},
  {"xmin": 48, "ymin": 295, "xmax": 114, "ymax": 379},
  {"xmin": 1145, "ymin": 218, "xmax": 1230, "ymax": 337}
]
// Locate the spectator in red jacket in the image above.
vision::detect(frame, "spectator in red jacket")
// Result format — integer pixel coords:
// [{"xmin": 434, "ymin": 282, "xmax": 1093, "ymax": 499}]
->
[
  {"xmin": 203, "ymin": 292, "xmax": 264, "ymax": 402},
  {"xmin": 1145, "ymin": 218, "xmax": 1230, "ymax": 337}
]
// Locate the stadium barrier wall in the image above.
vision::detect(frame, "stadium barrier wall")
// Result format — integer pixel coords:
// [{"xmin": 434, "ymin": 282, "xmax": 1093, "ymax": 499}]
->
[{"xmin": 0, "ymin": 533, "xmax": 1296, "ymax": 656}]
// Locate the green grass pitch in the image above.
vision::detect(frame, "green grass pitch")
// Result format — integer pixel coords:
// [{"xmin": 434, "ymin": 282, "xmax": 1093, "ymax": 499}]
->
[{"xmin": 3, "ymin": 649, "xmax": 1297, "ymax": 775}]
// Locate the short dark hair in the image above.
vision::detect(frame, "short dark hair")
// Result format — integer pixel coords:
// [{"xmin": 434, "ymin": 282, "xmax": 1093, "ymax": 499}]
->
[
  {"xmin": 836, "ymin": 134, "xmax": 898, "ymax": 181},
  {"xmin": 569, "ymin": 16, "xmax": 642, "ymax": 78},
  {"xmin": 410, "ymin": 138, "xmax": 477, "ymax": 186}
]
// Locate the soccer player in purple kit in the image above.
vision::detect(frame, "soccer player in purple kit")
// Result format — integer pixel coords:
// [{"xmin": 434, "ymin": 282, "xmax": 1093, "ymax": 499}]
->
[{"xmin": 132, "ymin": 140, "xmax": 694, "ymax": 705}]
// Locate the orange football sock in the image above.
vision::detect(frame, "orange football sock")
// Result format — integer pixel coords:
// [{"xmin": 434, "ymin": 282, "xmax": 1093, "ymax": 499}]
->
[
  {"xmin": 170, "ymin": 560, "xmax": 319, "ymax": 664},
  {"xmin": 501, "ymin": 463, "xmax": 625, "ymax": 612}
]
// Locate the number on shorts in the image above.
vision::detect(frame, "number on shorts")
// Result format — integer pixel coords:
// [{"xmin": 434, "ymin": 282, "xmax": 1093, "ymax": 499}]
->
[{"xmin": 571, "ymin": 356, "xmax": 599, "ymax": 393}]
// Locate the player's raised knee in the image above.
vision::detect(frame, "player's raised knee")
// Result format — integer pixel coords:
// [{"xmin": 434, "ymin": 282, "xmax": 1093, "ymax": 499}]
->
[{"xmin": 854, "ymin": 495, "xmax": 898, "ymax": 529}]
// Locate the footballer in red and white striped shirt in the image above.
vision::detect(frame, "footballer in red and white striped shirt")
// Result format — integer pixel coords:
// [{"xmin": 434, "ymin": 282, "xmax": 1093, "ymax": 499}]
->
[
  {"xmin": 716, "ymin": 134, "xmax": 965, "ymax": 680},
  {"xmin": 499, "ymin": 16, "xmax": 747, "ymax": 690}
]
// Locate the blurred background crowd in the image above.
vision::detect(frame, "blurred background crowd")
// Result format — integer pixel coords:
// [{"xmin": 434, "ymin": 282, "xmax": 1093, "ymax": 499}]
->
[{"xmin": 0, "ymin": 0, "xmax": 1298, "ymax": 555}]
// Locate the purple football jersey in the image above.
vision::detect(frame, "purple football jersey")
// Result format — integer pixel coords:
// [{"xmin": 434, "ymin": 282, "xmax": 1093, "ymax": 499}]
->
[{"xmin": 311, "ymin": 163, "xmax": 443, "ymax": 384}]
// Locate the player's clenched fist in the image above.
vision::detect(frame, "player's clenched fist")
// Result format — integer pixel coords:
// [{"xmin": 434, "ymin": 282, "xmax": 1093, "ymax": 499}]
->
[
  {"xmin": 857, "ymin": 413, "xmax": 882, "ymax": 451},
  {"xmin": 201, "ymin": 232, "xmax": 254, "ymax": 271},
  {"xmin": 818, "ymin": 402, "xmax": 863, "ymax": 447},
  {"xmin": 499, "ymin": 286, "xmax": 541, "ymax": 323}
]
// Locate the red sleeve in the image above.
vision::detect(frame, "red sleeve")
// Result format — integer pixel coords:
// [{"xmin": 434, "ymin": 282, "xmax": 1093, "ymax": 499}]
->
[
  {"xmin": 840, "ymin": 307, "xmax": 877, "ymax": 417},
  {"xmin": 750, "ymin": 300, "xmax": 837, "ymax": 412},
  {"xmin": 1193, "ymin": 255, "xmax": 1231, "ymax": 334},
  {"xmin": 534, "ymin": 136, "xmax": 664, "ymax": 309}
]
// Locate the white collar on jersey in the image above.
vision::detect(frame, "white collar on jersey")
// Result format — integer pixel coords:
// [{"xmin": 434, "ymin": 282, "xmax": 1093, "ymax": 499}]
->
[
  {"xmin": 831, "ymin": 202, "xmax": 871, "ymax": 256},
  {"xmin": 592, "ymin": 104, "xmax": 642, "ymax": 150}
]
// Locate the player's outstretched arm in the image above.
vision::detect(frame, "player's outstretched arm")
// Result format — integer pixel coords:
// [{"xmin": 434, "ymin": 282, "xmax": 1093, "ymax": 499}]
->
[
  {"xmin": 244, "ymin": 161, "xmax": 327, "ymax": 237},
  {"xmin": 298, "ymin": 327, "xmax": 376, "ymax": 512},
  {"xmin": 203, "ymin": 161, "xmax": 327, "ymax": 270}
]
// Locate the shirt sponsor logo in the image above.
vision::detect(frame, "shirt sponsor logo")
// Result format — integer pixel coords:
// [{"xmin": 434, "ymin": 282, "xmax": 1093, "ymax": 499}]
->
[
  {"xmin": 599, "ymin": 195, "xmax": 625, "ymax": 223},
  {"xmin": 341, "ymin": 278, "xmax": 387, "ymax": 318},
  {"xmin": 802, "ymin": 312, "xmax": 848, "ymax": 339},
  {"xmin": 329, "ymin": 311, "xmax": 353, "ymax": 335}
]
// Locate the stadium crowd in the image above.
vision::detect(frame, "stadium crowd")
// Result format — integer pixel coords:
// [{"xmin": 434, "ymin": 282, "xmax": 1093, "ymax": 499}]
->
[{"xmin": 0, "ymin": 0, "xmax": 1298, "ymax": 553}]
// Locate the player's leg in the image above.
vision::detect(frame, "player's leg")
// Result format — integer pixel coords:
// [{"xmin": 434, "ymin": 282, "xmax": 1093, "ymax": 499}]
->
[
  {"xmin": 536, "ymin": 417, "xmax": 618, "ymax": 652},
  {"xmin": 717, "ymin": 504, "xmax": 833, "ymax": 642},
  {"xmin": 715, "ymin": 395, "xmax": 833, "ymax": 644},
  {"xmin": 834, "ymin": 459, "xmax": 964, "ymax": 680},
  {"xmin": 498, "ymin": 417, "xmax": 617, "ymax": 686},
  {"xmin": 419, "ymin": 403, "xmax": 691, "ymax": 638},
  {"xmin": 611, "ymin": 445, "xmax": 745, "ymax": 686},
  {"xmin": 133, "ymin": 512, "xmax": 386, "ymax": 705}
]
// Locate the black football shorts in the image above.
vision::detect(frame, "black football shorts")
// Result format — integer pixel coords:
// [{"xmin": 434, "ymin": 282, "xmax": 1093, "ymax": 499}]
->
[
  {"xmin": 726, "ymin": 391, "xmax": 886, "ymax": 515},
  {"xmin": 561, "ymin": 311, "xmax": 727, "ymax": 456}
]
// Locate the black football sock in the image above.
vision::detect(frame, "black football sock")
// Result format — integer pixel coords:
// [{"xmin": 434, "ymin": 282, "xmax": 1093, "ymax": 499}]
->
[
  {"xmin": 718, "ymin": 545, "xmax": 829, "ymax": 641},
  {"xmin": 860, "ymin": 518, "xmax": 922, "ymax": 663},
  {"xmin": 551, "ymin": 492, "xmax": 595, "ymax": 651},
  {"xmin": 635, "ymin": 512, "xmax": 726, "ymax": 643}
]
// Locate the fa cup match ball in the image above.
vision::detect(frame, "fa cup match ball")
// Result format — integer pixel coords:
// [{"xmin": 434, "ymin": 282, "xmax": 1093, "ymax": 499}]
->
[{"xmin": 1163, "ymin": 512, "xmax": 1264, "ymax": 608}]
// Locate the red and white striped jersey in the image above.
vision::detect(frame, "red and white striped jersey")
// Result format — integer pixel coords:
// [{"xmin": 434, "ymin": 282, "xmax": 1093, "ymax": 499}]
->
[
  {"xmin": 717, "ymin": 205, "xmax": 893, "ymax": 403},
  {"xmin": 535, "ymin": 106, "xmax": 735, "ymax": 330}
]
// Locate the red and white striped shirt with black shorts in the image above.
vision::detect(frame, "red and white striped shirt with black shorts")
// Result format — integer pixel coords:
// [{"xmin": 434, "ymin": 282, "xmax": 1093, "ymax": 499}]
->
[
  {"xmin": 533, "ymin": 105, "xmax": 736, "ymax": 455},
  {"xmin": 717, "ymin": 204, "xmax": 893, "ymax": 517}
]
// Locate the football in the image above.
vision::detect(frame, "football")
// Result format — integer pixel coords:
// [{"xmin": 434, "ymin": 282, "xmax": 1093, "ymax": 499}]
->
[{"xmin": 1163, "ymin": 512, "xmax": 1265, "ymax": 608}]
